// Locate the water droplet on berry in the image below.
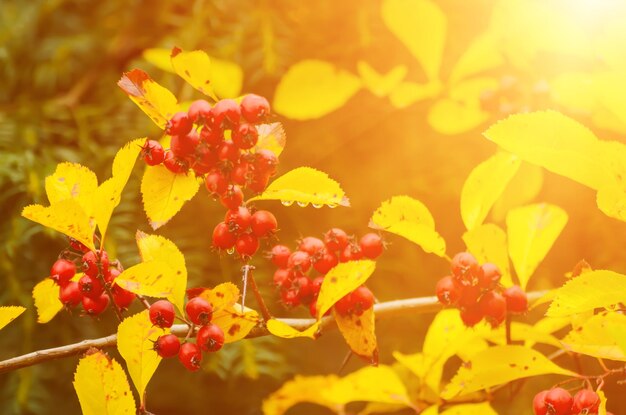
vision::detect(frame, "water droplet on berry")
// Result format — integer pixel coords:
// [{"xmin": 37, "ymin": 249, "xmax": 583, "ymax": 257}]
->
[
  {"xmin": 281, "ymin": 200, "xmax": 294, "ymax": 207},
  {"xmin": 226, "ymin": 247, "xmax": 235, "ymax": 255},
  {"xmin": 296, "ymin": 201, "xmax": 309, "ymax": 207},
  {"xmin": 312, "ymin": 203, "xmax": 323, "ymax": 209}
]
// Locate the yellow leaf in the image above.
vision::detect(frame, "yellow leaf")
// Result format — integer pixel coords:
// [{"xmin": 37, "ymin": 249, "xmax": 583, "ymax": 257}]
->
[
  {"xmin": 22, "ymin": 199, "xmax": 96, "ymax": 251},
  {"xmin": 117, "ymin": 310, "xmax": 164, "ymax": 405},
  {"xmin": 211, "ymin": 56, "xmax": 244, "ymax": 99},
  {"xmin": 334, "ymin": 307, "xmax": 377, "ymax": 363},
  {"xmin": 462, "ymin": 224, "xmax": 512, "ymax": 287},
  {"xmin": 428, "ymin": 98, "xmax": 490, "ymax": 135},
  {"xmin": 388, "ymin": 81, "xmax": 441, "ymax": 109},
  {"xmin": 142, "ymin": 48, "xmax": 174, "ymax": 72},
  {"xmin": 32, "ymin": 279, "xmax": 62, "ymax": 324},
  {"xmin": 370, "ymin": 195, "xmax": 446, "ymax": 256},
  {"xmin": 262, "ymin": 375, "xmax": 340, "ymax": 415},
  {"xmin": 117, "ymin": 69, "xmax": 179, "ymax": 129},
  {"xmin": 197, "ymin": 282, "xmax": 240, "ymax": 312},
  {"xmin": 491, "ymin": 163, "xmax": 544, "ymax": 223},
  {"xmin": 547, "ymin": 270, "xmax": 626, "ymax": 317},
  {"xmin": 140, "ymin": 165, "xmax": 201, "ymax": 230},
  {"xmin": 461, "ymin": 152, "xmax": 521, "ymax": 230},
  {"xmin": 273, "ymin": 60, "xmax": 362, "ymax": 120},
  {"xmin": 550, "ymin": 72, "xmax": 596, "ymax": 113},
  {"xmin": 254, "ymin": 123, "xmax": 286, "ymax": 157},
  {"xmin": 598, "ymin": 390, "xmax": 608, "ymax": 415},
  {"xmin": 561, "ymin": 312, "xmax": 626, "ymax": 361},
  {"xmin": 73, "ymin": 351, "xmax": 136, "ymax": 415},
  {"xmin": 356, "ymin": 61, "xmax": 407, "ymax": 98},
  {"xmin": 449, "ymin": 33, "xmax": 503, "ymax": 84},
  {"xmin": 44, "ymin": 162, "xmax": 98, "ymax": 207},
  {"xmin": 440, "ymin": 402, "xmax": 498, "ymax": 415},
  {"xmin": 170, "ymin": 48, "xmax": 218, "ymax": 100},
  {"xmin": 316, "ymin": 260, "xmax": 376, "ymax": 318},
  {"xmin": 324, "ymin": 366, "xmax": 410, "ymax": 406},
  {"xmin": 91, "ymin": 138, "xmax": 144, "ymax": 239},
  {"xmin": 248, "ymin": 167, "xmax": 349, "ymax": 208},
  {"xmin": 267, "ymin": 319, "xmax": 321, "ymax": 339},
  {"xmin": 0, "ymin": 306, "xmax": 25, "ymax": 331},
  {"xmin": 506, "ymin": 203, "xmax": 568, "ymax": 290},
  {"xmin": 381, "ymin": 0, "xmax": 446, "ymax": 81},
  {"xmin": 440, "ymin": 345, "xmax": 576, "ymax": 399},
  {"xmin": 483, "ymin": 322, "xmax": 561, "ymax": 348}
]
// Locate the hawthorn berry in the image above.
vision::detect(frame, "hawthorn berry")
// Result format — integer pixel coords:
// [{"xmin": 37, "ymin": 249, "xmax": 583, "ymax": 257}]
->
[
  {"xmin": 251, "ymin": 210, "xmax": 278, "ymax": 237},
  {"xmin": 241, "ymin": 94, "xmax": 270, "ymax": 123},
  {"xmin": 78, "ymin": 274, "xmax": 104, "ymax": 299},
  {"xmin": 153, "ymin": 334, "xmax": 181, "ymax": 358},
  {"xmin": 571, "ymin": 389, "xmax": 600, "ymax": 414},
  {"xmin": 212, "ymin": 99, "xmax": 240, "ymax": 128},
  {"xmin": 82, "ymin": 250, "xmax": 109, "ymax": 278},
  {"xmin": 311, "ymin": 276, "xmax": 324, "ymax": 295},
  {"xmin": 200, "ymin": 125, "xmax": 223, "ymax": 147},
  {"xmin": 82, "ymin": 293, "xmax": 109, "ymax": 316},
  {"xmin": 187, "ymin": 99, "xmax": 212, "ymax": 123},
  {"xmin": 170, "ymin": 131, "xmax": 200, "ymax": 160},
  {"xmin": 253, "ymin": 149, "xmax": 278, "ymax": 176},
  {"xmin": 149, "ymin": 300, "xmax": 175, "ymax": 328},
  {"xmin": 324, "ymin": 228, "xmax": 349, "ymax": 251},
  {"xmin": 163, "ymin": 151, "xmax": 189, "ymax": 174},
  {"xmin": 190, "ymin": 144, "xmax": 218, "ymax": 175},
  {"xmin": 273, "ymin": 268, "xmax": 291, "ymax": 287},
  {"xmin": 68, "ymin": 237, "xmax": 90, "ymax": 253},
  {"xmin": 340, "ymin": 244, "xmax": 363, "ymax": 262},
  {"xmin": 287, "ymin": 251, "xmax": 311, "ymax": 272},
  {"xmin": 544, "ymin": 387, "xmax": 573, "ymax": 415},
  {"xmin": 451, "ymin": 252, "xmax": 481, "ymax": 285},
  {"xmin": 196, "ymin": 323, "xmax": 225, "ymax": 352},
  {"xmin": 50, "ymin": 258, "xmax": 76, "ymax": 286},
  {"xmin": 533, "ymin": 390, "xmax": 549, "ymax": 415},
  {"xmin": 270, "ymin": 245, "xmax": 291, "ymax": 268},
  {"xmin": 205, "ymin": 170, "xmax": 229, "ymax": 196},
  {"xmin": 478, "ymin": 262, "xmax": 501, "ymax": 289},
  {"xmin": 351, "ymin": 286, "xmax": 375, "ymax": 316},
  {"xmin": 141, "ymin": 140, "xmax": 165, "ymax": 166},
  {"xmin": 436, "ymin": 276, "xmax": 461, "ymax": 306},
  {"xmin": 212, "ymin": 222, "xmax": 238, "ymax": 250},
  {"xmin": 186, "ymin": 297, "xmax": 213, "ymax": 326},
  {"xmin": 105, "ymin": 267, "xmax": 121, "ymax": 284},
  {"xmin": 298, "ymin": 237, "xmax": 325, "ymax": 256},
  {"xmin": 503, "ymin": 285, "xmax": 528, "ymax": 314},
  {"xmin": 59, "ymin": 281, "xmax": 82, "ymax": 307},
  {"xmin": 247, "ymin": 170, "xmax": 271, "ymax": 193},
  {"xmin": 294, "ymin": 276, "xmax": 314, "ymax": 304},
  {"xmin": 313, "ymin": 248, "xmax": 338, "ymax": 274},
  {"xmin": 334, "ymin": 293, "xmax": 353, "ymax": 316},
  {"xmin": 217, "ymin": 140, "xmax": 240, "ymax": 163},
  {"xmin": 232, "ymin": 123, "xmax": 259, "ymax": 150},
  {"xmin": 235, "ymin": 233, "xmax": 260, "ymax": 258},
  {"xmin": 219, "ymin": 185, "xmax": 244, "ymax": 210},
  {"xmin": 457, "ymin": 284, "xmax": 481, "ymax": 308},
  {"xmin": 230, "ymin": 161, "xmax": 249, "ymax": 186},
  {"xmin": 178, "ymin": 342, "xmax": 202, "ymax": 372},
  {"xmin": 460, "ymin": 304, "xmax": 483, "ymax": 327},
  {"xmin": 280, "ymin": 288, "xmax": 301, "ymax": 308},
  {"xmin": 359, "ymin": 233, "xmax": 383, "ymax": 259},
  {"xmin": 166, "ymin": 112, "xmax": 193, "ymax": 136},
  {"xmin": 224, "ymin": 206, "xmax": 252, "ymax": 233},
  {"xmin": 112, "ymin": 285, "xmax": 136, "ymax": 310},
  {"xmin": 478, "ymin": 291, "xmax": 507, "ymax": 327}
]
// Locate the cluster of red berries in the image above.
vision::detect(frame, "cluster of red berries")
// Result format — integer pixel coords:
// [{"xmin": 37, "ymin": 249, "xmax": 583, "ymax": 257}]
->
[
  {"xmin": 149, "ymin": 296, "xmax": 225, "ymax": 372},
  {"xmin": 270, "ymin": 228, "xmax": 384, "ymax": 317},
  {"xmin": 51, "ymin": 238, "xmax": 136, "ymax": 316},
  {"xmin": 435, "ymin": 252, "xmax": 528, "ymax": 328},
  {"xmin": 533, "ymin": 387, "xmax": 605, "ymax": 415},
  {"xmin": 212, "ymin": 207, "xmax": 278, "ymax": 259},
  {"xmin": 140, "ymin": 94, "xmax": 279, "ymax": 207}
]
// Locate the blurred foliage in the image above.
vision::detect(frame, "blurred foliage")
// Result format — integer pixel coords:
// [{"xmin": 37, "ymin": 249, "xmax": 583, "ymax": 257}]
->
[{"xmin": 3, "ymin": 0, "xmax": 626, "ymax": 413}]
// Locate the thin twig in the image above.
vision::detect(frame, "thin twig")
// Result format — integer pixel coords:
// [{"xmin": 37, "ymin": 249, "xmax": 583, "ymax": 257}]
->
[{"xmin": 243, "ymin": 265, "xmax": 272, "ymax": 322}]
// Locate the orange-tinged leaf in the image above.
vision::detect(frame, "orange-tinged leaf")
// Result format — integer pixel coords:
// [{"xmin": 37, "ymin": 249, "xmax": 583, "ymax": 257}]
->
[
  {"xmin": 32, "ymin": 279, "xmax": 62, "ymax": 324},
  {"xmin": 461, "ymin": 152, "xmax": 521, "ymax": 230},
  {"xmin": 388, "ymin": 81, "xmax": 441, "ymax": 109},
  {"xmin": 267, "ymin": 319, "xmax": 321, "ymax": 339},
  {"xmin": 140, "ymin": 165, "xmax": 201, "ymax": 230},
  {"xmin": 117, "ymin": 69, "xmax": 179, "ymax": 129},
  {"xmin": 0, "ymin": 306, "xmax": 26, "ymax": 331},
  {"xmin": 248, "ymin": 167, "xmax": 349, "ymax": 208},
  {"xmin": 117, "ymin": 310, "xmax": 165, "ymax": 405},
  {"xmin": 356, "ymin": 61, "xmax": 407, "ymax": 98},
  {"xmin": 262, "ymin": 375, "xmax": 340, "ymax": 415},
  {"xmin": 462, "ymin": 224, "xmax": 512, "ymax": 287},
  {"xmin": 370, "ymin": 196, "xmax": 446, "ymax": 256},
  {"xmin": 561, "ymin": 312, "xmax": 626, "ymax": 361},
  {"xmin": 22, "ymin": 199, "xmax": 96, "ymax": 251},
  {"xmin": 440, "ymin": 345, "xmax": 576, "ymax": 399},
  {"xmin": 507, "ymin": 203, "xmax": 568, "ymax": 290},
  {"xmin": 73, "ymin": 350, "xmax": 136, "ymax": 415},
  {"xmin": 316, "ymin": 260, "xmax": 376, "ymax": 318},
  {"xmin": 254, "ymin": 123, "xmax": 286, "ymax": 157},
  {"xmin": 324, "ymin": 365, "xmax": 410, "ymax": 406},
  {"xmin": 381, "ymin": 0, "xmax": 446, "ymax": 81},
  {"xmin": 273, "ymin": 60, "xmax": 362, "ymax": 120},
  {"xmin": 334, "ymin": 307, "xmax": 378, "ymax": 363},
  {"xmin": 44, "ymin": 162, "xmax": 98, "ymax": 207}
]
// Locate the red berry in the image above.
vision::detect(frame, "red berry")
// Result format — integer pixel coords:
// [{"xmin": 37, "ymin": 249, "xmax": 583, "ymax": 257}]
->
[
  {"xmin": 224, "ymin": 206, "xmax": 252, "ymax": 233},
  {"xmin": 200, "ymin": 125, "xmax": 223, "ymax": 147},
  {"xmin": 460, "ymin": 304, "xmax": 483, "ymax": 327},
  {"xmin": 451, "ymin": 252, "xmax": 481, "ymax": 285},
  {"xmin": 78, "ymin": 274, "xmax": 104, "ymax": 299},
  {"xmin": 50, "ymin": 258, "xmax": 76, "ymax": 286},
  {"xmin": 212, "ymin": 222, "xmax": 237, "ymax": 250},
  {"xmin": 188, "ymin": 99, "xmax": 212, "ymax": 124},
  {"xmin": 112, "ymin": 285, "xmax": 136, "ymax": 310},
  {"xmin": 230, "ymin": 161, "xmax": 250, "ymax": 186},
  {"xmin": 82, "ymin": 250, "xmax": 109, "ymax": 278},
  {"xmin": 298, "ymin": 237, "xmax": 325, "ymax": 256},
  {"xmin": 436, "ymin": 276, "xmax": 461, "ymax": 306},
  {"xmin": 334, "ymin": 293, "xmax": 354, "ymax": 316},
  {"xmin": 351, "ymin": 286, "xmax": 375, "ymax": 315},
  {"xmin": 270, "ymin": 245, "xmax": 291, "ymax": 268},
  {"xmin": 166, "ymin": 112, "xmax": 193, "ymax": 136},
  {"xmin": 359, "ymin": 233, "xmax": 384, "ymax": 259},
  {"xmin": 153, "ymin": 334, "xmax": 181, "ymax": 358},
  {"xmin": 178, "ymin": 342, "xmax": 202, "ymax": 371},
  {"xmin": 340, "ymin": 244, "xmax": 363, "ymax": 262},
  {"xmin": 479, "ymin": 291, "xmax": 507, "ymax": 327},
  {"xmin": 68, "ymin": 237, "xmax": 90, "ymax": 253},
  {"xmin": 212, "ymin": 99, "xmax": 241, "ymax": 129},
  {"xmin": 232, "ymin": 123, "xmax": 259, "ymax": 150},
  {"xmin": 219, "ymin": 185, "xmax": 244, "ymax": 210},
  {"xmin": 217, "ymin": 141, "xmax": 240, "ymax": 163},
  {"xmin": 59, "ymin": 281, "xmax": 81, "ymax": 307},
  {"xmin": 170, "ymin": 131, "xmax": 200, "ymax": 160},
  {"xmin": 163, "ymin": 151, "xmax": 189, "ymax": 174},
  {"xmin": 294, "ymin": 276, "xmax": 314, "ymax": 304},
  {"xmin": 324, "ymin": 228, "xmax": 349, "ymax": 251},
  {"xmin": 273, "ymin": 268, "xmax": 292, "ymax": 288},
  {"xmin": 241, "ymin": 94, "xmax": 270, "ymax": 123},
  {"xmin": 479, "ymin": 263, "xmax": 501, "ymax": 289},
  {"xmin": 572, "ymin": 389, "xmax": 600, "ymax": 414},
  {"xmin": 253, "ymin": 149, "xmax": 278, "ymax": 176},
  {"xmin": 313, "ymin": 248, "xmax": 338, "ymax": 274},
  {"xmin": 196, "ymin": 323, "xmax": 225, "ymax": 352},
  {"xmin": 545, "ymin": 388, "xmax": 573, "ymax": 415},
  {"xmin": 251, "ymin": 210, "xmax": 278, "ymax": 237},
  {"xmin": 82, "ymin": 293, "xmax": 109, "ymax": 316},
  {"xmin": 533, "ymin": 390, "xmax": 549, "ymax": 415},
  {"xmin": 105, "ymin": 268, "xmax": 120, "ymax": 284},
  {"xmin": 186, "ymin": 297, "xmax": 213, "ymax": 326},
  {"xmin": 149, "ymin": 300, "xmax": 175, "ymax": 328},
  {"xmin": 205, "ymin": 170, "xmax": 228, "ymax": 196},
  {"xmin": 190, "ymin": 144, "xmax": 218, "ymax": 175},
  {"xmin": 458, "ymin": 284, "xmax": 481, "ymax": 308},
  {"xmin": 142, "ymin": 140, "xmax": 165, "ymax": 166},
  {"xmin": 235, "ymin": 233, "xmax": 259, "ymax": 258},
  {"xmin": 503, "ymin": 285, "xmax": 528, "ymax": 314},
  {"xmin": 312, "ymin": 276, "xmax": 324, "ymax": 296},
  {"xmin": 247, "ymin": 170, "xmax": 271, "ymax": 193},
  {"xmin": 287, "ymin": 251, "xmax": 311, "ymax": 272},
  {"xmin": 280, "ymin": 288, "xmax": 301, "ymax": 308}
]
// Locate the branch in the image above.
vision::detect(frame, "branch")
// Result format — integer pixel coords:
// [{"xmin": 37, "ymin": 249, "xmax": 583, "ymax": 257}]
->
[{"xmin": 0, "ymin": 291, "xmax": 548, "ymax": 374}]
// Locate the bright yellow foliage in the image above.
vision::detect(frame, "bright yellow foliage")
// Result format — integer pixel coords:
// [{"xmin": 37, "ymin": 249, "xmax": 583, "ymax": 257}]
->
[
  {"xmin": 266, "ymin": 319, "xmax": 321, "ymax": 340},
  {"xmin": 32, "ymin": 279, "xmax": 63, "ymax": 324},
  {"xmin": 0, "ymin": 306, "xmax": 26, "ymax": 331},
  {"xmin": 561, "ymin": 312, "xmax": 626, "ymax": 361},
  {"xmin": 44, "ymin": 162, "xmax": 98, "ymax": 207},
  {"xmin": 254, "ymin": 123, "xmax": 286, "ymax": 157},
  {"xmin": 356, "ymin": 61, "xmax": 407, "ymax": 98},
  {"xmin": 316, "ymin": 260, "xmax": 376, "ymax": 318},
  {"xmin": 334, "ymin": 307, "xmax": 378, "ymax": 363},
  {"xmin": 462, "ymin": 223, "xmax": 512, "ymax": 287}
]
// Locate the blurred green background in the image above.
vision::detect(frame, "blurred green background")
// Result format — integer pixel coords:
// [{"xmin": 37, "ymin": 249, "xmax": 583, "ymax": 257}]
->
[{"xmin": 3, "ymin": 0, "xmax": 626, "ymax": 413}]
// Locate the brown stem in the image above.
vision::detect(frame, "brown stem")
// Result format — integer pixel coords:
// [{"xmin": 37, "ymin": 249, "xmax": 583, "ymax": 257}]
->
[
  {"xmin": 95, "ymin": 253, "xmax": 123, "ymax": 322},
  {"xmin": 505, "ymin": 315, "xmax": 512, "ymax": 345},
  {"xmin": 243, "ymin": 265, "xmax": 272, "ymax": 322}
]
